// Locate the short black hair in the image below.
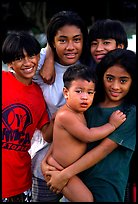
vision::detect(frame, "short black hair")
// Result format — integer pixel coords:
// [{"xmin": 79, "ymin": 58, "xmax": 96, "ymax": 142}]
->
[
  {"xmin": 2, "ymin": 31, "xmax": 41, "ymax": 64},
  {"xmin": 88, "ymin": 19, "xmax": 128, "ymax": 49},
  {"xmin": 63, "ymin": 63, "xmax": 97, "ymax": 89}
]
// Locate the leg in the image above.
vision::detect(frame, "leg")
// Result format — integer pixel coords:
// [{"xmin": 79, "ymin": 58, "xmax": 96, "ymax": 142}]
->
[{"xmin": 62, "ymin": 175, "xmax": 94, "ymax": 202}]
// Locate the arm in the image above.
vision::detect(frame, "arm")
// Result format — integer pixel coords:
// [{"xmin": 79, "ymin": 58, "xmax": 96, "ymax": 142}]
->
[
  {"xmin": 41, "ymin": 119, "xmax": 54, "ymax": 143},
  {"xmin": 46, "ymin": 138, "xmax": 118, "ymax": 192},
  {"xmin": 41, "ymin": 111, "xmax": 57, "ymax": 143},
  {"xmin": 39, "ymin": 43, "xmax": 55, "ymax": 84},
  {"xmin": 58, "ymin": 110, "xmax": 126, "ymax": 143}
]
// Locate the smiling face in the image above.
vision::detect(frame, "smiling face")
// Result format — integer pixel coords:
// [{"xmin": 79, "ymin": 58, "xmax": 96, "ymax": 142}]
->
[
  {"xmin": 8, "ymin": 49, "xmax": 40, "ymax": 85},
  {"xmin": 53, "ymin": 25, "xmax": 83, "ymax": 65},
  {"xmin": 63, "ymin": 79, "xmax": 95, "ymax": 113},
  {"xmin": 103, "ymin": 65, "xmax": 132, "ymax": 106},
  {"xmin": 90, "ymin": 38, "xmax": 123, "ymax": 63}
]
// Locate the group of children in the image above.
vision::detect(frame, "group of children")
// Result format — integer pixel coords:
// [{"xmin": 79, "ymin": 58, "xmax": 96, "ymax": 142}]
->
[{"xmin": 2, "ymin": 10, "xmax": 136, "ymax": 202}]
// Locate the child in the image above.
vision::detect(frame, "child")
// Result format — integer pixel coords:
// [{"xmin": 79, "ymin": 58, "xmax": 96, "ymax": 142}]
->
[
  {"xmin": 88, "ymin": 19, "xmax": 128, "ymax": 69},
  {"xmin": 2, "ymin": 31, "xmax": 54, "ymax": 202},
  {"xmin": 30, "ymin": 10, "xmax": 90, "ymax": 202},
  {"xmin": 42, "ymin": 63, "xmax": 126, "ymax": 202},
  {"xmin": 43, "ymin": 49, "xmax": 136, "ymax": 202}
]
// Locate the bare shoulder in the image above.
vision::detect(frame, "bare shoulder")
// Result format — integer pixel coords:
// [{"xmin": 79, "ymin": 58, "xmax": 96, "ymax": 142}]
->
[{"xmin": 55, "ymin": 106, "xmax": 75, "ymax": 123}]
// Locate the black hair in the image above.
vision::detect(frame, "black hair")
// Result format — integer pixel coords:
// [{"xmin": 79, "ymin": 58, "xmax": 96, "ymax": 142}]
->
[
  {"xmin": 94, "ymin": 48, "xmax": 136, "ymax": 106},
  {"xmin": 47, "ymin": 10, "xmax": 90, "ymax": 65},
  {"xmin": 88, "ymin": 19, "xmax": 128, "ymax": 49},
  {"xmin": 2, "ymin": 31, "xmax": 41, "ymax": 64},
  {"xmin": 63, "ymin": 63, "xmax": 97, "ymax": 89}
]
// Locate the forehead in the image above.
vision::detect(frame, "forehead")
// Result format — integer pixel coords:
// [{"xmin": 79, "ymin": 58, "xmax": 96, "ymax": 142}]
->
[
  {"xmin": 56, "ymin": 25, "xmax": 82, "ymax": 37},
  {"xmin": 104, "ymin": 65, "xmax": 131, "ymax": 77},
  {"xmin": 71, "ymin": 79, "xmax": 95, "ymax": 87},
  {"xmin": 93, "ymin": 38, "xmax": 116, "ymax": 42}
]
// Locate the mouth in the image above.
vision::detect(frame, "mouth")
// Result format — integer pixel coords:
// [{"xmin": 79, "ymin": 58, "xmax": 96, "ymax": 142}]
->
[
  {"xmin": 80, "ymin": 103, "xmax": 88, "ymax": 108},
  {"xmin": 95, "ymin": 54, "xmax": 105, "ymax": 62},
  {"xmin": 110, "ymin": 91, "xmax": 121, "ymax": 97},
  {"xmin": 65, "ymin": 53, "xmax": 77, "ymax": 59},
  {"xmin": 22, "ymin": 67, "xmax": 34, "ymax": 73}
]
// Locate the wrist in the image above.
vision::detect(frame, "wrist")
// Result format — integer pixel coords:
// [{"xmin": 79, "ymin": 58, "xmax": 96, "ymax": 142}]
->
[{"xmin": 108, "ymin": 122, "xmax": 116, "ymax": 130}]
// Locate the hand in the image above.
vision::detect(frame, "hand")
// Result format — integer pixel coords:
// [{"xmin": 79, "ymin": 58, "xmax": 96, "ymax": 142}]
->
[
  {"xmin": 39, "ymin": 66, "xmax": 56, "ymax": 84},
  {"xmin": 46, "ymin": 169, "xmax": 69, "ymax": 193},
  {"xmin": 41, "ymin": 159, "xmax": 57, "ymax": 181},
  {"xmin": 39, "ymin": 43, "xmax": 55, "ymax": 84},
  {"xmin": 109, "ymin": 110, "xmax": 126, "ymax": 129}
]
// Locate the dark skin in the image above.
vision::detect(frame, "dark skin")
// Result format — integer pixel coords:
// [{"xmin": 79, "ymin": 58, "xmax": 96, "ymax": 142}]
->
[{"xmin": 41, "ymin": 136, "xmax": 119, "ymax": 193}]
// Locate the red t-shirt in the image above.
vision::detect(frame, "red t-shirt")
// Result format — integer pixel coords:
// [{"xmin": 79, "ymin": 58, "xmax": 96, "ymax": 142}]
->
[{"xmin": 2, "ymin": 71, "xmax": 49, "ymax": 198}]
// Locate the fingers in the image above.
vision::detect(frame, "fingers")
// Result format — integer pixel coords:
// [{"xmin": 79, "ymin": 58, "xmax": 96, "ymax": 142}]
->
[
  {"xmin": 114, "ymin": 110, "xmax": 126, "ymax": 118},
  {"xmin": 49, "ymin": 186, "xmax": 61, "ymax": 194}
]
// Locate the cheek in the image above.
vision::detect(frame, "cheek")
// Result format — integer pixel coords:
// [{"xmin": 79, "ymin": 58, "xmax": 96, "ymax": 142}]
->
[{"xmin": 107, "ymin": 44, "xmax": 116, "ymax": 51}]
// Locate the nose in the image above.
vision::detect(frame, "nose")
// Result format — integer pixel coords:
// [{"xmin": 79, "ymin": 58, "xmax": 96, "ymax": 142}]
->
[
  {"xmin": 23, "ymin": 57, "xmax": 32, "ymax": 65},
  {"xmin": 96, "ymin": 42, "xmax": 104, "ymax": 51},
  {"xmin": 66, "ymin": 41, "xmax": 74, "ymax": 50},
  {"xmin": 81, "ymin": 92, "xmax": 88, "ymax": 99},
  {"xmin": 111, "ymin": 80, "xmax": 120, "ymax": 90}
]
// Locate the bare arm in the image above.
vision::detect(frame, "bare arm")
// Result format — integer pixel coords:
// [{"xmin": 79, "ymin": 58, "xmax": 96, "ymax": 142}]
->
[
  {"xmin": 46, "ymin": 138, "xmax": 118, "ymax": 192},
  {"xmin": 39, "ymin": 43, "xmax": 55, "ymax": 84},
  {"xmin": 41, "ymin": 119, "xmax": 54, "ymax": 143},
  {"xmin": 58, "ymin": 110, "xmax": 126, "ymax": 143}
]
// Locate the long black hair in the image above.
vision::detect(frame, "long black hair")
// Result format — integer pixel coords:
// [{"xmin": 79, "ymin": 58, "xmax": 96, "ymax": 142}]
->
[
  {"xmin": 46, "ymin": 10, "xmax": 90, "ymax": 65},
  {"xmin": 94, "ymin": 48, "xmax": 136, "ymax": 106}
]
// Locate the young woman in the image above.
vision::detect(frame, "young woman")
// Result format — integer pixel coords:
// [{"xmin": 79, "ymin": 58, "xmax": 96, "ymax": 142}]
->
[
  {"xmin": 43, "ymin": 48, "xmax": 136, "ymax": 202},
  {"xmin": 29, "ymin": 10, "xmax": 90, "ymax": 202}
]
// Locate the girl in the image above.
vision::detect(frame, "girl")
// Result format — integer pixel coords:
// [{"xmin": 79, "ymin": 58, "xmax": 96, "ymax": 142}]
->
[
  {"xmin": 43, "ymin": 48, "xmax": 136, "ymax": 202},
  {"xmin": 29, "ymin": 10, "xmax": 90, "ymax": 202}
]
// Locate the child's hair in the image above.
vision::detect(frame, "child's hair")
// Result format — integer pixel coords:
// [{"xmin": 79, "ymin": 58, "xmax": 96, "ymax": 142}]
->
[
  {"xmin": 94, "ymin": 48, "xmax": 136, "ymax": 105},
  {"xmin": 2, "ymin": 31, "xmax": 41, "ymax": 64},
  {"xmin": 88, "ymin": 19, "xmax": 128, "ymax": 49},
  {"xmin": 63, "ymin": 64, "xmax": 97, "ymax": 89},
  {"xmin": 46, "ymin": 10, "xmax": 90, "ymax": 64}
]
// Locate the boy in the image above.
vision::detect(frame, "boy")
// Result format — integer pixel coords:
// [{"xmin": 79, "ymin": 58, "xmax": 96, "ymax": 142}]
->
[
  {"xmin": 43, "ymin": 64, "xmax": 126, "ymax": 202},
  {"xmin": 2, "ymin": 31, "xmax": 54, "ymax": 202}
]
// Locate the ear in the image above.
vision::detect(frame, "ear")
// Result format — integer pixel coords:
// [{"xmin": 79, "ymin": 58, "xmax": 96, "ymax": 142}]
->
[
  {"xmin": 117, "ymin": 44, "xmax": 125, "ymax": 49},
  {"xmin": 63, "ymin": 87, "xmax": 69, "ymax": 99},
  {"xmin": 53, "ymin": 42, "xmax": 56, "ymax": 48},
  {"xmin": 7, "ymin": 62, "xmax": 13, "ymax": 69}
]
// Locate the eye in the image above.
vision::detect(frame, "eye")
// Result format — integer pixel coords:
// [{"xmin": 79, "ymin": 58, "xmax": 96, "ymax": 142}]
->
[
  {"xmin": 14, "ymin": 56, "xmax": 23, "ymax": 61},
  {"xmin": 59, "ymin": 39, "xmax": 66, "ymax": 43},
  {"xmin": 91, "ymin": 41, "xmax": 97, "ymax": 46},
  {"xmin": 88, "ymin": 91, "xmax": 95, "ymax": 95},
  {"xmin": 29, "ymin": 54, "xmax": 36, "ymax": 59},
  {"xmin": 103, "ymin": 41, "xmax": 110, "ymax": 45},
  {"xmin": 76, "ymin": 90, "xmax": 82, "ymax": 93},
  {"xmin": 106, "ymin": 76, "xmax": 113, "ymax": 81},
  {"xmin": 74, "ymin": 37, "xmax": 81, "ymax": 43},
  {"xmin": 120, "ymin": 79, "xmax": 127, "ymax": 84}
]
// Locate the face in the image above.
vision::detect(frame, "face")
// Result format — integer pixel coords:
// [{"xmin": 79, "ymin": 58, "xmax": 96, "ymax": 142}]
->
[
  {"xmin": 63, "ymin": 79, "xmax": 95, "ymax": 112},
  {"xmin": 103, "ymin": 65, "xmax": 132, "ymax": 106},
  {"xmin": 53, "ymin": 25, "xmax": 83, "ymax": 65},
  {"xmin": 8, "ymin": 50, "xmax": 40, "ymax": 85},
  {"xmin": 90, "ymin": 38, "xmax": 123, "ymax": 63}
]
